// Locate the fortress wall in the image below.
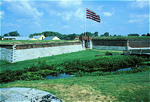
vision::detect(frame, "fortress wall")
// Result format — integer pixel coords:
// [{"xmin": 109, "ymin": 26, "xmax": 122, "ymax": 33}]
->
[
  {"xmin": 13, "ymin": 45, "xmax": 83, "ymax": 62},
  {"xmin": 129, "ymin": 40, "xmax": 150, "ymax": 48},
  {"xmin": 92, "ymin": 39, "xmax": 127, "ymax": 50},
  {"xmin": 0, "ymin": 41, "xmax": 84, "ymax": 63}
]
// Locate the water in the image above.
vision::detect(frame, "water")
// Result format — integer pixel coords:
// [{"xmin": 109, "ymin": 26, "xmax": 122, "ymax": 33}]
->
[
  {"xmin": 111, "ymin": 67, "xmax": 132, "ymax": 73},
  {"xmin": 45, "ymin": 73, "xmax": 74, "ymax": 79},
  {"xmin": 117, "ymin": 68, "xmax": 132, "ymax": 71}
]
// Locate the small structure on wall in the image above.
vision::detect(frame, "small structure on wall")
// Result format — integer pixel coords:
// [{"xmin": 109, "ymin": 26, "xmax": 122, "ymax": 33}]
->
[
  {"xmin": 44, "ymin": 36, "xmax": 60, "ymax": 40},
  {"xmin": 30, "ymin": 35, "xmax": 45, "ymax": 40},
  {"xmin": 74, "ymin": 36, "xmax": 79, "ymax": 40},
  {"xmin": 79, "ymin": 36, "xmax": 93, "ymax": 49}
]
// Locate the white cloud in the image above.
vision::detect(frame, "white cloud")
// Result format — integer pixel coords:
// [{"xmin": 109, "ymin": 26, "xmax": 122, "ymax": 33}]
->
[
  {"xmin": 129, "ymin": 1, "xmax": 149, "ymax": 8},
  {"xmin": 103, "ymin": 12, "xmax": 112, "ymax": 16},
  {"xmin": 74, "ymin": 8, "xmax": 84, "ymax": 20},
  {"xmin": 2, "ymin": 22, "xmax": 19, "ymax": 28},
  {"xmin": 0, "ymin": 11, "xmax": 5, "ymax": 19},
  {"xmin": 103, "ymin": 8, "xmax": 115, "ymax": 17},
  {"xmin": 128, "ymin": 14, "xmax": 149, "ymax": 23},
  {"xmin": 62, "ymin": 25, "xmax": 70, "ymax": 29},
  {"xmin": 130, "ymin": 14, "xmax": 149, "ymax": 18},
  {"xmin": 34, "ymin": 21, "xmax": 41, "ymax": 27},
  {"xmin": 128, "ymin": 19, "xmax": 138, "ymax": 23},
  {"xmin": 98, "ymin": 5, "xmax": 103, "ymax": 11},
  {"xmin": 58, "ymin": 12, "xmax": 73, "ymax": 20},
  {"xmin": 57, "ymin": 8, "xmax": 84, "ymax": 21},
  {"xmin": 7, "ymin": 0, "xmax": 43, "ymax": 20},
  {"xmin": 59, "ymin": 0, "xmax": 82, "ymax": 8}
]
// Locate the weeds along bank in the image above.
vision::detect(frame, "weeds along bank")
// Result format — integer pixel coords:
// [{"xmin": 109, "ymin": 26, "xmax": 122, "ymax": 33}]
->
[
  {"xmin": 0, "ymin": 55, "xmax": 149, "ymax": 83},
  {"xmin": 0, "ymin": 41, "xmax": 84, "ymax": 63}
]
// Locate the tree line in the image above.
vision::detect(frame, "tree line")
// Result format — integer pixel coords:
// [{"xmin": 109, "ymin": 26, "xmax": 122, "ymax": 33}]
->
[
  {"xmin": 100, "ymin": 32, "xmax": 150, "ymax": 37},
  {"xmin": 1, "ymin": 31, "xmax": 149, "ymax": 40},
  {"xmin": 1, "ymin": 31, "xmax": 99, "ymax": 40}
]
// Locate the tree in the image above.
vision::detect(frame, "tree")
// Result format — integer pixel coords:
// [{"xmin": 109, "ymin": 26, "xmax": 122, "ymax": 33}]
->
[
  {"xmin": 9, "ymin": 31, "xmax": 20, "ymax": 36},
  {"xmin": 94, "ymin": 32, "xmax": 98, "ymax": 37},
  {"xmin": 29, "ymin": 34, "xmax": 33, "ymax": 38},
  {"xmin": 142, "ymin": 34, "xmax": 146, "ymax": 36},
  {"xmin": 80, "ymin": 32, "xmax": 93, "ymax": 37},
  {"xmin": 104, "ymin": 32, "xmax": 109, "ymax": 37},
  {"xmin": 4, "ymin": 33, "xmax": 9, "ymax": 36},
  {"xmin": 128, "ymin": 33, "xmax": 139, "ymax": 36},
  {"xmin": 100, "ymin": 34, "xmax": 104, "ymax": 37},
  {"xmin": 67, "ymin": 34, "xmax": 76, "ymax": 40},
  {"xmin": 114, "ymin": 34, "xmax": 116, "ymax": 36},
  {"xmin": 146, "ymin": 33, "xmax": 150, "ymax": 36},
  {"xmin": 0, "ymin": 36, "xmax": 2, "ymax": 40}
]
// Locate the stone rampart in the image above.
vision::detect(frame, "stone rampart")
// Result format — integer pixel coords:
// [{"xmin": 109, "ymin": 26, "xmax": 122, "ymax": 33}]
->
[
  {"xmin": 0, "ymin": 47, "xmax": 13, "ymax": 62},
  {"xmin": 92, "ymin": 46, "xmax": 127, "ymax": 50},
  {"xmin": 92, "ymin": 39, "xmax": 150, "ymax": 50},
  {"xmin": 129, "ymin": 40, "xmax": 150, "ymax": 48},
  {"xmin": 0, "ymin": 41, "xmax": 83, "ymax": 63},
  {"xmin": 92, "ymin": 39, "xmax": 127, "ymax": 50}
]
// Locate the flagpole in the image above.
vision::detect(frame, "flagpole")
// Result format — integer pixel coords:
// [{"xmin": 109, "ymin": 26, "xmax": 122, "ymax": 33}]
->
[{"xmin": 85, "ymin": 8, "xmax": 87, "ymax": 37}]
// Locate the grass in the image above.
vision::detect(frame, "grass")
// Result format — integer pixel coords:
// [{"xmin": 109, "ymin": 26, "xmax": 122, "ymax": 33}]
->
[
  {"xmin": 1, "ymin": 70, "xmax": 149, "ymax": 102},
  {"xmin": 0, "ymin": 49, "xmax": 149, "ymax": 101},
  {"xmin": 0, "ymin": 40, "xmax": 79, "ymax": 44},
  {"xmin": 0, "ymin": 49, "xmax": 123, "ymax": 72},
  {"xmin": 93, "ymin": 36, "xmax": 150, "ymax": 40}
]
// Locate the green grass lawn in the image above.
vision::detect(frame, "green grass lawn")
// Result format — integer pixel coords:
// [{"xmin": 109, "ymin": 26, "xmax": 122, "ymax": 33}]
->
[
  {"xmin": 1, "ymin": 49, "xmax": 149, "ymax": 101},
  {"xmin": 0, "ymin": 49, "xmax": 123, "ymax": 72},
  {"xmin": 1, "ymin": 70, "xmax": 149, "ymax": 102}
]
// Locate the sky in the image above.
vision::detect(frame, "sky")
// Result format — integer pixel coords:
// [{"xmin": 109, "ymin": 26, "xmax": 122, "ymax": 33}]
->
[{"xmin": 0, "ymin": 0, "xmax": 149, "ymax": 36}]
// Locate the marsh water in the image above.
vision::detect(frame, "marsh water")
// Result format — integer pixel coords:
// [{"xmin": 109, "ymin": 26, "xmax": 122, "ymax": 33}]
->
[
  {"xmin": 45, "ymin": 73, "xmax": 74, "ymax": 79},
  {"xmin": 45, "ymin": 68, "xmax": 132, "ymax": 79},
  {"xmin": 45, "ymin": 64, "xmax": 149, "ymax": 80}
]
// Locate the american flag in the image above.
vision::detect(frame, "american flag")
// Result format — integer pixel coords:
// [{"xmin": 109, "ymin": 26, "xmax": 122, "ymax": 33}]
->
[{"xmin": 86, "ymin": 8, "xmax": 100, "ymax": 23}]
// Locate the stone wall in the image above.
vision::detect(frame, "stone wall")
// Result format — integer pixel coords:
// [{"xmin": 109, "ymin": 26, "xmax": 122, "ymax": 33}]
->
[
  {"xmin": 0, "ymin": 42, "xmax": 84, "ymax": 63},
  {"xmin": 92, "ymin": 39, "xmax": 150, "ymax": 50},
  {"xmin": 0, "ymin": 47, "xmax": 13, "ymax": 62},
  {"xmin": 129, "ymin": 40, "xmax": 150, "ymax": 48},
  {"xmin": 92, "ymin": 46, "xmax": 127, "ymax": 50},
  {"xmin": 92, "ymin": 39, "xmax": 127, "ymax": 50},
  {"xmin": 92, "ymin": 39, "xmax": 127, "ymax": 46},
  {"xmin": 13, "ymin": 45, "xmax": 83, "ymax": 62}
]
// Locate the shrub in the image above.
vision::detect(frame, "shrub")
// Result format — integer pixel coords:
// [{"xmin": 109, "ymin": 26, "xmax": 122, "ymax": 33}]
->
[
  {"xmin": 105, "ymin": 51, "xmax": 113, "ymax": 55},
  {"xmin": 0, "ymin": 55, "xmax": 147, "ymax": 83}
]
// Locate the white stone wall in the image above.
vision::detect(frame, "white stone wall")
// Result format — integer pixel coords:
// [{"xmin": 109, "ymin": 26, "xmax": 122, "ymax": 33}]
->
[
  {"xmin": 88, "ymin": 41, "xmax": 92, "ymax": 49},
  {"xmin": 0, "ymin": 47, "xmax": 13, "ymax": 62},
  {"xmin": 93, "ymin": 45, "xmax": 127, "ymax": 50},
  {"xmin": 13, "ymin": 45, "xmax": 83, "ymax": 62}
]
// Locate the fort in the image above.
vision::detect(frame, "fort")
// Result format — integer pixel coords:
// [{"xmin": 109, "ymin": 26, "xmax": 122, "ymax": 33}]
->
[{"xmin": 0, "ymin": 37, "xmax": 149, "ymax": 63}]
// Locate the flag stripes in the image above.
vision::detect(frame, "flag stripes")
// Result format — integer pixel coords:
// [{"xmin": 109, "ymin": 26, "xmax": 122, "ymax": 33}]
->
[{"xmin": 86, "ymin": 8, "xmax": 100, "ymax": 23}]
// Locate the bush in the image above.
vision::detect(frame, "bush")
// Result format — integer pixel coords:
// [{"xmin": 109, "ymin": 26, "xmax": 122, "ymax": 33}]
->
[
  {"xmin": 105, "ymin": 51, "xmax": 113, "ymax": 55},
  {"xmin": 0, "ymin": 55, "xmax": 147, "ymax": 83},
  {"xmin": 20, "ymin": 72, "xmax": 44, "ymax": 81},
  {"xmin": 61, "ymin": 56, "xmax": 146, "ymax": 72}
]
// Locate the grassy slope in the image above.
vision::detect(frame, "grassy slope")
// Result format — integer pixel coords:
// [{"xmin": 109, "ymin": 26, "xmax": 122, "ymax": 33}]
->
[
  {"xmin": 0, "ymin": 49, "xmax": 122, "ymax": 72},
  {"xmin": 93, "ymin": 36, "xmax": 150, "ymax": 40},
  {"xmin": 0, "ymin": 40, "xmax": 79, "ymax": 44},
  {"xmin": 1, "ymin": 70, "xmax": 149, "ymax": 102}
]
